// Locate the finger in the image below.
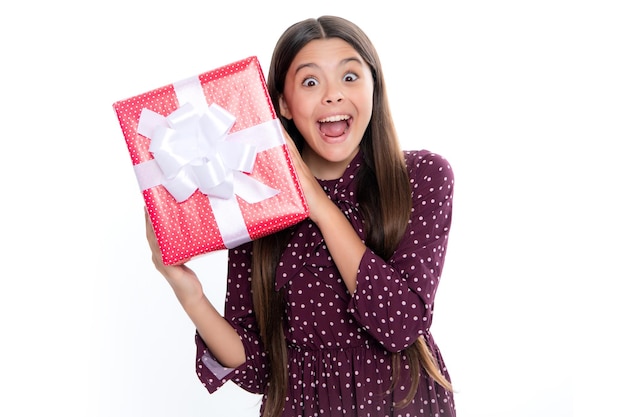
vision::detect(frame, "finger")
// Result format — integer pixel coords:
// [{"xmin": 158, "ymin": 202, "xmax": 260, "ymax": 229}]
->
[
  {"xmin": 144, "ymin": 209, "xmax": 156, "ymax": 241},
  {"xmin": 144, "ymin": 209, "xmax": 164, "ymax": 259},
  {"xmin": 144, "ymin": 208, "xmax": 150, "ymax": 228},
  {"xmin": 281, "ymin": 129, "xmax": 297, "ymax": 154}
]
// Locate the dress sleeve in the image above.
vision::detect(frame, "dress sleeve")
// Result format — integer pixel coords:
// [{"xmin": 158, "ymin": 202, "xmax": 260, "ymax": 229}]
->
[
  {"xmin": 195, "ymin": 242, "xmax": 269, "ymax": 395},
  {"xmin": 347, "ymin": 151, "xmax": 454, "ymax": 352}
]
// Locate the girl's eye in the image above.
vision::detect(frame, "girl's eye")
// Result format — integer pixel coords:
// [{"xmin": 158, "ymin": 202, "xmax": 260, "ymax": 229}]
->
[
  {"xmin": 343, "ymin": 72, "xmax": 359, "ymax": 82},
  {"xmin": 302, "ymin": 77, "xmax": 319, "ymax": 87}
]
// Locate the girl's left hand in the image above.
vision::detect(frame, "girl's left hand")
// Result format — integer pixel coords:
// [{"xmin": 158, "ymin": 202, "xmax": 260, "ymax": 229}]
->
[{"xmin": 282, "ymin": 130, "xmax": 331, "ymax": 224}]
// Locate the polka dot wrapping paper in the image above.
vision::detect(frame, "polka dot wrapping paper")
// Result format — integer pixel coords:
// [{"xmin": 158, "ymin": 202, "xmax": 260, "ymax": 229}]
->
[{"xmin": 113, "ymin": 56, "xmax": 309, "ymax": 265}]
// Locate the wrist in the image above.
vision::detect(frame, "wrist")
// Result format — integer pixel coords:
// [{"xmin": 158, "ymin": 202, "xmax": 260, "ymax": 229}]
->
[
  {"xmin": 308, "ymin": 193, "xmax": 336, "ymax": 225},
  {"xmin": 178, "ymin": 291, "xmax": 209, "ymax": 316}
]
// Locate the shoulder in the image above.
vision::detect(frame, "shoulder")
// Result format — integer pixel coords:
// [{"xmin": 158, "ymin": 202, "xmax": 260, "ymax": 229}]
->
[
  {"xmin": 403, "ymin": 150, "xmax": 454, "ymax": 182},
  {"xmin": 403, "ymin": 150, "xmax": 455, "ymax": 209}
]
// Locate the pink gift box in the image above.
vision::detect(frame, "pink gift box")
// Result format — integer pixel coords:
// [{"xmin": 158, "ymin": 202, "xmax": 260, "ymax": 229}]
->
[{"xmin": 113, "ymin": 56, "xmax": 309, "ymax": 265}]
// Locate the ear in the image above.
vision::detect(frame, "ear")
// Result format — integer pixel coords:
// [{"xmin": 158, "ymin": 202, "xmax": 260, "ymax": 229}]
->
[{"xmin": 278, "ymin": 95, "xmax": 292, "ymax": 120}]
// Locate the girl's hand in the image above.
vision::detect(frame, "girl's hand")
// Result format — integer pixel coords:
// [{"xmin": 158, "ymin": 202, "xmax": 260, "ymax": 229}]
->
[
  {"xmin": 144, "ymin": 210, "xmax": 204, "ymax": 307},
  {"xmin": 283, "ymin": 130, "xmax": 332, "ymax": 224}
]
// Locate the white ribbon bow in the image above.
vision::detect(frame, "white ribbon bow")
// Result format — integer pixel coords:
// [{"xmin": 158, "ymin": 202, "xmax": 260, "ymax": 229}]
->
[{"xmin": 136, "ymin": 102, "xmax": 279, "ymax": 204}]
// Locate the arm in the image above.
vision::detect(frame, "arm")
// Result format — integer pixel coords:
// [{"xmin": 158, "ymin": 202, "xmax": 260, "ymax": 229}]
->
[
  {"xmin": 348, "ymin": 151, "xmax": 455, "ymax": 351},
  {"xmin": 194, "ymin": 243, "xmax": 270, "ymax": 394},
  {"xmin": 147, "ymin": 213, "xmax": 269, "ymax": 394},
  {"xmin": 310, "ymin": 195, "xmax": 365, "ymax": 294},
  {"xmin": 285, "ymin": 139, "xmax": 365, "ymax": 294},
  {"xmin": 144, "ymin": 211, "xmax": 245, "ymax": 368}
]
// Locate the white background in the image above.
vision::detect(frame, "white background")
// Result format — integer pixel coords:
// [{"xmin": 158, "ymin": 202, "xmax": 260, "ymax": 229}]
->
[{"xmin": 1, "ymin": 1, "xmax": 624, "ymax": 416}]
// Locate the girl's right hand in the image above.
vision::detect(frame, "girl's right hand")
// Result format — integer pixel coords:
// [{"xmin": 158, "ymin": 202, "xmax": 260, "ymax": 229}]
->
[
  {"xmin": 144, "ymin": 210, "xmax": 204, "ymax": 307},
  {"xmin": 144, "ymin": 210, "xmax": 245, "ymax": 366}
]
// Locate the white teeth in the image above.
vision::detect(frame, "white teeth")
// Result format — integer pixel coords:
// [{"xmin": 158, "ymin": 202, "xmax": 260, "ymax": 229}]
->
[{"xmin": 319, "ymin": 115, "xmax": 349, "ymax": 123}]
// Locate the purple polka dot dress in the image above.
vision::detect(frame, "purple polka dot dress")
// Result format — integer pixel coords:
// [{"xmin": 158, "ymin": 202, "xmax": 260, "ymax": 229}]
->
[{"xmin": 196, "ymin": 150, "xmax": 456, "ymax": 416}]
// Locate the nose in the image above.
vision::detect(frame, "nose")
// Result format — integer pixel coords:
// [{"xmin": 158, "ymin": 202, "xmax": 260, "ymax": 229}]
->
[
  {"xmin": 325, "ymin": 96, "xmax": 343, "ymax": 104},
  {"xmin": 324, "ymin": 83, "xmax": 343, "ymax": 103},
  {"xmin": 325, "ymin": 95, "xmax": 343, "ymax": 103}
]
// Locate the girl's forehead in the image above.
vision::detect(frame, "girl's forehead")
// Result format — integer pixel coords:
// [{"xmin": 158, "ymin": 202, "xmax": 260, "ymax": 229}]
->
[{"xmin": 290, "ymin": 38, "xmax": 364, "ymax": 69}]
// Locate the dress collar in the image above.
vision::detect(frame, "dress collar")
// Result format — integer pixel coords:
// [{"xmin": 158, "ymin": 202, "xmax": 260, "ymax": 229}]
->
[{"xmin": 316, "ymin": 150, "xmax": 363, "ymax": 202}]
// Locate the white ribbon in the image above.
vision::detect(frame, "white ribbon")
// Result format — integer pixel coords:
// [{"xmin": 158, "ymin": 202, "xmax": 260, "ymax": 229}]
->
[{"xmin": 133, "ymin": 75, "xmax": 284, "ymax": 248}]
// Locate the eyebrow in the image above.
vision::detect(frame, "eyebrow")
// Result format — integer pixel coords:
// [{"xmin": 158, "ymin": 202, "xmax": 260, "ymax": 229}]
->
[{"xmin": 294, "ymin": 56, "xmax": 364, "ymax": 75}]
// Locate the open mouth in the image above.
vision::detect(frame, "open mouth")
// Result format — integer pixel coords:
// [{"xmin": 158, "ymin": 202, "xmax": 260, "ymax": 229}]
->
[{"xmin": 317, "ymin": 114, "xmax": 351, "ymax": 138}]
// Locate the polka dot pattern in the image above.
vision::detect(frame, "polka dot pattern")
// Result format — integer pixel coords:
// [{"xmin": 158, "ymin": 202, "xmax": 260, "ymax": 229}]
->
[
  {"xmin": 195, "ymin": 150, "xmax": 456, "ymax": 416},
  {"xmin": 113, "ymin": 57, "xmax": 309, "ymax": 265}
]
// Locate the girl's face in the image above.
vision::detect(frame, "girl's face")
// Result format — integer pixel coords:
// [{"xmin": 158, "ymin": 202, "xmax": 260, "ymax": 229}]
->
[{"xmin": 279, "ymin": 38, "xmax": 374, "ymax": 180}]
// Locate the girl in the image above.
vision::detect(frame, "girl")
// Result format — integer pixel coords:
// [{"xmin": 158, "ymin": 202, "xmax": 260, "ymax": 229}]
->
[{"xmin": 146, "ymin": 15, "xmax": 456, "ymax": 417}]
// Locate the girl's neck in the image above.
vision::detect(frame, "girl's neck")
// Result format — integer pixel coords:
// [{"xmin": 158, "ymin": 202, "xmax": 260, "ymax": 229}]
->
[{"xmin": 301, "ymin": 148, "xmax": 353, "ymax": 180}]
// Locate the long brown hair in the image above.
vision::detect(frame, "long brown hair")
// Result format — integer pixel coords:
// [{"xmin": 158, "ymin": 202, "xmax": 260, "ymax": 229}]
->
[{"xmin": 253, "ymin": 16, "xmax": 451, "ymax": 417}]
